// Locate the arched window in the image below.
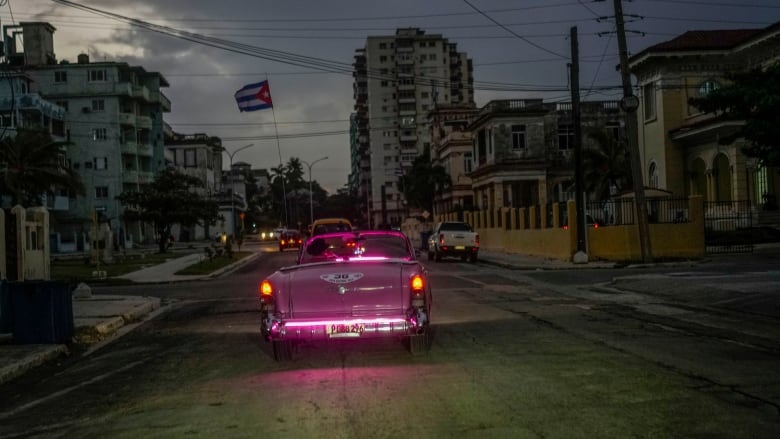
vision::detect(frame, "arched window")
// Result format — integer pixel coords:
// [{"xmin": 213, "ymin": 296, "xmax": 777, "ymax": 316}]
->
[{"xmin": 649, "ymin": 163, "xmax": 659, "ymax": 188}]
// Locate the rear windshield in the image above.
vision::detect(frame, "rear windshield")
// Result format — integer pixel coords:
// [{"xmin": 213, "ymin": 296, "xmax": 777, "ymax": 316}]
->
[
  {"xmin": 300, "ymin": 234, "xmax": 411, "ymax": 263},
  {"xmin": 439, "ymin": 222, "xmax": 473, "ymax": 232},
  {"xmin": 312, "ymin": 222, "xmax": 352, "ymax": 236}
]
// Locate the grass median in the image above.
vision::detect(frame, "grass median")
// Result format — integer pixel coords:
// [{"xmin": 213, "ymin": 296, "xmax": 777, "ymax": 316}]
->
[
  {"xmin": 174, "ymin": 251, "xmax": 253, "ymax": 275},
  {"xmin": 51, "ymin": 250, "xmax": 200, "ymax": 283}
]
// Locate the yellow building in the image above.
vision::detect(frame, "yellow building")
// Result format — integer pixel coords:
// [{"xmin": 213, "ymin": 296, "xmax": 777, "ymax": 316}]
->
[{"xmin": 629, "ymin": 22, "xmax": 779, "ymax": 217}]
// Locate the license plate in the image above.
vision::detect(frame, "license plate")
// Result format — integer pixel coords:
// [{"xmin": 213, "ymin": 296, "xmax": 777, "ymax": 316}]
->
[
  {"xmin": 327, "ymin": 323, "xmax": 365, "ymax": 337},
  {"xmin": 455, "ymin": 245, "xmax": 465, "ymax": 250}
]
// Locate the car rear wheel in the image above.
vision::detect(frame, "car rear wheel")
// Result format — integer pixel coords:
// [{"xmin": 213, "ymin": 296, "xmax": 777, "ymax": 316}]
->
[{"xmin": 273, "ymin": 339, "xmax": 294, "ymax": 361}]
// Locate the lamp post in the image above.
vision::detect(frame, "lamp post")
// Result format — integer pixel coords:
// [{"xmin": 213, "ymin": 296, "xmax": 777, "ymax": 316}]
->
[
  {"xmin": 302, "ymin": 156, "xmax": 328, "ymax": 227},
  {"xmin": 222, "ymin": 143, "xmax": 254, "ymax": 239}
]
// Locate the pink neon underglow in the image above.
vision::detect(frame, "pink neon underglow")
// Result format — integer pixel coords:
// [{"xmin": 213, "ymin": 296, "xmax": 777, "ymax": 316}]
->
[{"xmin": 283, "ymin": 317, "xmax": 408, "ymax": 328}]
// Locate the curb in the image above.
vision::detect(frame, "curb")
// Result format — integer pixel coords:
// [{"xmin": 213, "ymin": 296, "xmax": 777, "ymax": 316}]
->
[{"xmin": 0, "ymin": 345, "xmax": 68, "ymax": 385}]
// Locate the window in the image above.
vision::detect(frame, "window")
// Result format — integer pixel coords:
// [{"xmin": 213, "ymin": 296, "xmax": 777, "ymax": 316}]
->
[
  {"xmin": 430, "ymin": 54, "xmax": 437, "ymax": 61},
  {"xmin": 380, "ymin": 55, "xmax": 387, "ymax": 62},
  {"xmin": 643, "ymin": 82, "xmax": 656, "ymax": 120},
  {"xmin": 558, "ymin": 124, "xmax": 574, "ymax": 150},
  {"xmin": 54, "ymin": 71, "xmax": 67, "ymax": 83},
  {"xmin": 91, "ymin": 99, "xmax": 105, "ymax": 112},
  {"xmin": 511, "ymin": 125, "xmax": 526, "ymax": 150},
  {"xmin": 379, "ymin": 42, "xmax": 387, "ymax": 49},
  {"xmin": 89, "ymin": 69, "xmax": 107, "ymax": 82},
  {"xmin": 649, "ymin": 163, "xmax": 659, "ymax": 188},
  {"xmin": 428, "ymin": 41, "xmax": 435, "ymax": 47},
  {"xmin": 381, "ymin": 80, "xmax": 388, "ymax": 87},
  {"xmin": 92, "ymin": 128, "xmax": 107, "ymax": 141},
  {"xmin": 698, "ymin": 79, "xmax": 718, "ymax": 96},
  {"xmin": 464, "ymin": 152, "xmax": 473, "ymax": 173},
  {"xmin": 94, "ymin": 157, "xmax": 108, "ymax": 170},
  {"xmin": 56, "ymin": 100, "xmax": 69, "ymax": 111},
  {"xmin": 185, "ymin": 149, "xmax": 197, "ymax": 167},
  {"xmin": 95, "ymin": 186, "xmax": 109, "ymax": 199}
]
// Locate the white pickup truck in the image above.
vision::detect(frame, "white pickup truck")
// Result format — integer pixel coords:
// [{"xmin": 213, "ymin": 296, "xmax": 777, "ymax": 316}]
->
[{"xmin": 427, "ymin": 221, "xmax": 479, "ymax": 263}]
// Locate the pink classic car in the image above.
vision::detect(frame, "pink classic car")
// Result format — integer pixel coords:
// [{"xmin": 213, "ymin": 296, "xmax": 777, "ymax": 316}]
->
[{"xmin": 259, "ymin": 230, "xmax": 432, "ymax": 361}]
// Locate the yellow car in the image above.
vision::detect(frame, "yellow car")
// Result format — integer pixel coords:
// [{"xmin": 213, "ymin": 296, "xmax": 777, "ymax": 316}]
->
[{"xmin": 310, "ymin": 218, "xmax": 353, "ymax": 236}]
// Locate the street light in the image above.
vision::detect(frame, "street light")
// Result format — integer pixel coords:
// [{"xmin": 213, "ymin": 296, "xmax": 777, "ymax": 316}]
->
[
  {"xmin": 222, "ymin": 143, "xmax": 254, "ymax": 238},
  {"xmin": 302, "ymin": 156, "xmax": 328, "ymax": 227}
]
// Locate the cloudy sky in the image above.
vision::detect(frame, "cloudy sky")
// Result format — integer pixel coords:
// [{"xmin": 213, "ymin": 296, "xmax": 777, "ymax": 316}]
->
[{"xmin": 4, "ymin": 0, "xmax": 777, "ymax": 193}]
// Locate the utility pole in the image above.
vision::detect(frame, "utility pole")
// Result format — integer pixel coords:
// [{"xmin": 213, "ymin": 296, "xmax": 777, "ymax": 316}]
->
[
  {"xmin": 570, "ymin": 26, "xmax": 588, "ymax": 263},
  {"xmin": 612, "ymin": 0, "xmax": 653, "ymax": 262}
]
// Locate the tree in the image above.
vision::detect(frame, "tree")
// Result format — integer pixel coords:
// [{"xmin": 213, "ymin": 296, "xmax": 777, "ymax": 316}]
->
[
  {"xmin": 582, "ymin": 128, "xmax": 632, "ymax": 200},
  {"xmin": 117, "ymin": 168, "xmax": 220, "ymax": 253},
  {"xmin": 399, "ymin": 147, "xmax": 451, "ymax": 214},
  {"xmin": 0, "ymin": 129, "xmax": 85, "ymax": 206},
  {"xmin": 688, "ymin": 62, "xmax": 780, "ymax": 166}
]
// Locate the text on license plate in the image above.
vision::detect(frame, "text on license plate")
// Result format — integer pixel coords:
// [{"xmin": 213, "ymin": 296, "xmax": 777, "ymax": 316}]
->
[
  {"xmin": 455, "ymin": 245, "xmax": 466, "ymax": 250},
  {"xmin": 327, "ymin": 323, "xmax": 365, "ymax": 337}
]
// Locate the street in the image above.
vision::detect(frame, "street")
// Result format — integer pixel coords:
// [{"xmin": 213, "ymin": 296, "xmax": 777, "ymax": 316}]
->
[{"xmin": 1, "ymin": 243, "xmax": 779, "ymax": 438}]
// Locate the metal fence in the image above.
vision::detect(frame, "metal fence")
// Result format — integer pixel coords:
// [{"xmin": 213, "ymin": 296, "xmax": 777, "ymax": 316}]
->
[
  {"xmin": 582, "ymin": 198, "xmax": 692, "ymax": 226},
  {"xmin": 703, "ymin": 200, "xmax": 754, "ymax": 254}
]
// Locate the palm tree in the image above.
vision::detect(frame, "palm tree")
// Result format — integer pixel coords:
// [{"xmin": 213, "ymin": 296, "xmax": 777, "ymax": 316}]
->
[
  {"xmin": 582, "ymin": 128, "xmax": 632, "ymax": 200},
  {"xmin": 0, "ymin": 129, "xmax": 85, "ymax": 206}
]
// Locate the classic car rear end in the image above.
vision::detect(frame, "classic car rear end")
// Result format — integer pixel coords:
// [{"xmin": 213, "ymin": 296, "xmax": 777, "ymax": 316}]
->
[{"xmin": 259, "ymin": 231, "xmax": 432, "ymax": 361}]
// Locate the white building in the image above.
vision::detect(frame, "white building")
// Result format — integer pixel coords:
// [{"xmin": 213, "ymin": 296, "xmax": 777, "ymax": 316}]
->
[
  {"xmin": 352, "ymin": 28, "xmax": 474, "ymax": 228},
  {"xmin": 4, "ymin": 22, "xmax": 171, "ymax": 248}
]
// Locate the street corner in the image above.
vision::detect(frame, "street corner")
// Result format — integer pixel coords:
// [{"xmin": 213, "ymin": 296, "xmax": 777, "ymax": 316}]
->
[{"xmin": 72, "ymin": 295, "xmax": 162, "ymax": 344}]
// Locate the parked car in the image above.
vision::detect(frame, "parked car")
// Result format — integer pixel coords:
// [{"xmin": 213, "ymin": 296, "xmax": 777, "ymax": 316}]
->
[
  {"xmin": 259, "ymin": 230, "xmax": 432, "ymax": 361},
  {"xmin": 427, "ymin": 221, "xmax": 479, "ymax": 263},
  {"xmin": 279, "ymin": 230, "xmax": 303, "ymax": 252},
  {"xmin": 310, "ymin": 218, "xmax": 353, "ymax": 236}
]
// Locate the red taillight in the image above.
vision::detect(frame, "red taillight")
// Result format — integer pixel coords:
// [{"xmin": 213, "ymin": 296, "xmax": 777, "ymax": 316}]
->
[
  {"xmin": 593, "ymin": 223, "xmax": 599, "ymax": 228},
  {"xmin": 411, "ymin": 274, "xmax": 424, "ymax": 295},
  {"xmin": 563, "ymin": 225, "xmax": 569, "ymax": 230},
  {"xmin": 280, "ymin": 239, "xmax": 286, "ymax": 245},
  {"xmin": 260, "ymin": 280, "xmax": 273, "ymax": 298},
  {"xmin": 297, "ymin": 239, "xmax": 302, "ymax": 244},
  {"xmin": 439, "ymin": 233, "xmax": 445, "ymax": 245}
]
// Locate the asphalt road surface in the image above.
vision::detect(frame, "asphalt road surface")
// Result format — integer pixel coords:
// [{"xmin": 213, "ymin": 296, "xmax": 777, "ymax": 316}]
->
[{"xmin": 1, "ymin": 246, "xmax": 778, "ymax": 438}]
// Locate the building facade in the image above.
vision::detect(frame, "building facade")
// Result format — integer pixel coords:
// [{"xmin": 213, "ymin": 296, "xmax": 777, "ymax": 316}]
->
[
  {"xmin": 4, "ymin": 22, "xmax": 171, "ymax": 247},
  {"xmin": 466, "ymin": 99, "xmax": 622, "ymax": 212},
  {"xmin": 351, "ymin": 28, "xmax": 474, "ymax": 228},
  {"xmin": 629, "ymin": 22, "xmax": 780, "ymax": 212},
  {"xmin": 428, "ymin": 104, "xmax": 477, "ymax": 217}
]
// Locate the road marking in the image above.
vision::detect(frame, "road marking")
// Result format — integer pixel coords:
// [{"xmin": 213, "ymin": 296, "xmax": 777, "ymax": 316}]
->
[{"xmin": 0, "ymin": 359, "xmax": 147, "ymax": 420}]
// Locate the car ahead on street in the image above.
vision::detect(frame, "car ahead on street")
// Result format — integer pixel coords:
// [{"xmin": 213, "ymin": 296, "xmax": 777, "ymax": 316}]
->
[
  {"xmin": 427, "ymin": 221, "xmax": 479, "ymax": 263},
  {"xmin": 278, "ymin": 230, "xmax": 303, "ymax": 252},
  {"xmin": 259, "ymin": 230, "xmax": 432, "ymax": 361},
  {"xmin": 310, "ymin": 218, "xmax": 353, "ymax": 236}
]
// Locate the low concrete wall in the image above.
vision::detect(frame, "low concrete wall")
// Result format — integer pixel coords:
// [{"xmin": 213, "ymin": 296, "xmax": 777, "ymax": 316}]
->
[{"xmin": 428, "ymin": 196, "xmax": 705, "ymax": 262}]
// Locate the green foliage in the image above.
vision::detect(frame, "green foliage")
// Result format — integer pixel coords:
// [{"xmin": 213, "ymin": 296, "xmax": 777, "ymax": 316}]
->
[
  {"xmin": 0, "ymin": 129, "xmax": 85, "ymax": 206},
  {"xmin": 688, "ymin": 62, "xmax": 780, "ymax": 166},
  {"xmin": 583, "ymin": 128, "xmax": 633, "ymax": 200},
  {"xmin": 399, "ymin": 146, "xmax": 451, "ymax": 214},
  {"xmin": 117, "ymin": 168, "xmax": 220, "ymax": 252}
]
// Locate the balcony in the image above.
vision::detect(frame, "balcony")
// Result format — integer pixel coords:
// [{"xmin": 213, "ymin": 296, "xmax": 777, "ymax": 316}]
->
[
  {"xmin": 399, "ymin": 109, "xmax": 416, "ymax": 117},
  {"xmin": 132, "ymin": 84, "xmax": 150, "ymax": 101},
  {"xmin": 122, "ymin": 170, "xmax": 138, "ymax": 183},
  {"xmin": 119, "ymin": 112, "xmax": 135, "ymax": 126},
  {"xmin": 400, "ymin": 133, "xmax": 417, "ymax": 142},
  {"xmin": 138, "ymin": 171, "xmax": 155, "ymax": 184},
  {"xmin": 137, "ymin": 142, "xmax": 153, "ymax": 157},
  {"xmin": 136, "ymin": 115, "xmax": 152, "ymax": 129},
  {"xmin": 121, "ymin": 141, "xmax": 138, "ymax": 155},
  {"xmin": 150, "ymin": 91, "xmax": 172, "ymax": 112}
]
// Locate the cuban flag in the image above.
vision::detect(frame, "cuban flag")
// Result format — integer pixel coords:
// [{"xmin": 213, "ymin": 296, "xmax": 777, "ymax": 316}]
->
[{"xmin": 235, "ymin": 80, "xmax": 273, "ymax": 112}]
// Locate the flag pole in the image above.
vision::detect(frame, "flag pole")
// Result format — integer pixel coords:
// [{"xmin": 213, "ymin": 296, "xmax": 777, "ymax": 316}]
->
[{"xmin": 268, "ymin": 73, "xmax": 289, "ymax": 228}]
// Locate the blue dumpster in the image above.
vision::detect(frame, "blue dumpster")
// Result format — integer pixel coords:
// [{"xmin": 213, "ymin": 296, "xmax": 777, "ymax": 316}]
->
[{"xmin": 10, "ymin": 281, "xmax": 74, "ymax": 344}]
